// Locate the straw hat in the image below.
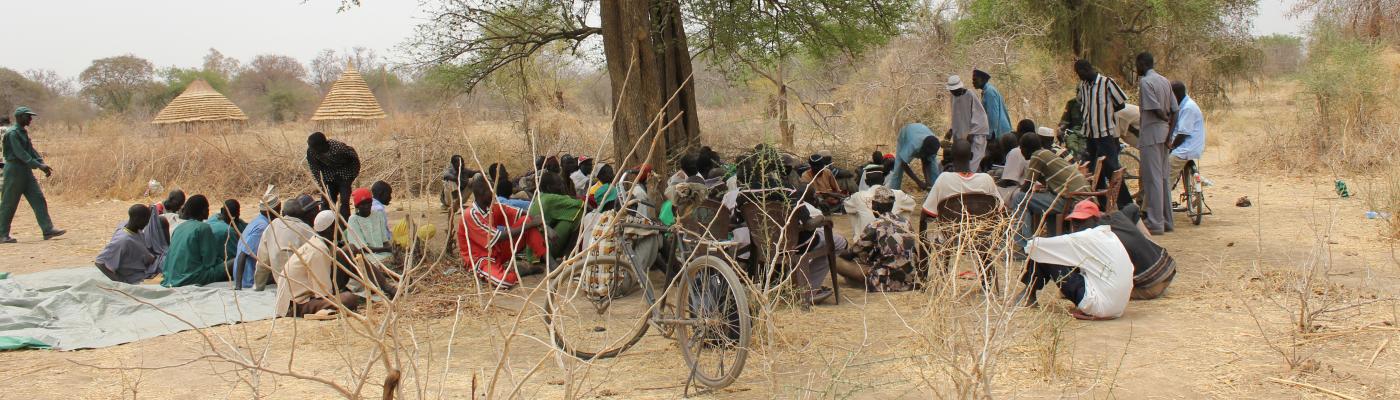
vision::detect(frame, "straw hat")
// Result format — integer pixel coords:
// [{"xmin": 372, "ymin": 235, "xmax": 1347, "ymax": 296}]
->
[
  {"xmin": 311, "ymin": 64, "xmax": 387, "ymax": 121},
  {"xmin": 151, "ymin": 80, "xmax": 248, "ymax": 124}
]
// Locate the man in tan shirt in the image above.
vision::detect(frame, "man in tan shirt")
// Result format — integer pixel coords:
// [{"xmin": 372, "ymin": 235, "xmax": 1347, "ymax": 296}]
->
[{"xmin": 276, "ymin": 210, "xmax": 360, "ymax": 318}]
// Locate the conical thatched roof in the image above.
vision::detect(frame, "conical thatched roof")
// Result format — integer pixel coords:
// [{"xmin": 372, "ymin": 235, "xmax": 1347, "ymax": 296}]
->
[
  {"xmin": 311, "ymin": 65, "xmax": 386, "ymax": 121},
  {"xmin": 151, "ymin": 80, "xmax": 247, "ymax": 124}
]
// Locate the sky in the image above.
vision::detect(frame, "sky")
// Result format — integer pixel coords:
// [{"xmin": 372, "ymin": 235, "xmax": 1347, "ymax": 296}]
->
[
  {"xmin": 5, "ymin": 0, "xmax": 423, "ymax": 78},
  {"xmin": 5, "ymin": 0, "xmax": 1311, "ymax": 80},
  {"xmin": 1253, "ymin": 0, "xmax": 1311, "ymax": 37}
]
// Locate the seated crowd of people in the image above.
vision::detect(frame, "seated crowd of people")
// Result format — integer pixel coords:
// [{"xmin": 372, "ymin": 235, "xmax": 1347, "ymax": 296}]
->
[{"xmin": 95, "ymin": 61, "xmax": 1198, "ymax": 322}]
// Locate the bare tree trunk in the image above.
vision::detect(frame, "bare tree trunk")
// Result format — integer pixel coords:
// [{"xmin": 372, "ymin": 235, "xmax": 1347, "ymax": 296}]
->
[
  {"xmin": 654, "ymin": 0, "xmax": 701, "ymax": 164},
  {"xmin": 1066, "ymin": 0, "xmax": 1084, "ymax": 57},
  {"xmin": 777, "ymin": 61, "xmax": 793, "ymax": 148},
  {"xmin": 599, "ymin": 0, "xmax": 701, "ymax": 186},
  {"xmin": 601, "ymin": 0, "xmax": 665, "ymax": 171},
  {"xmin": 518, "ymin": 61, "xmax": 534, "ymax": 153}
]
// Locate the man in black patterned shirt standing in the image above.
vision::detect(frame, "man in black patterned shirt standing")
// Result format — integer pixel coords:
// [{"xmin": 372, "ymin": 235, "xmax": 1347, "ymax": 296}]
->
[{"xmin": 307, "ymin": 132, "xmax": 360, "ymax": 218}]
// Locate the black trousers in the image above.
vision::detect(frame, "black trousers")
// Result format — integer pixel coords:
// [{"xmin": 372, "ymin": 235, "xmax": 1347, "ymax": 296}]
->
[
  {"xmin": 323, "ymin": 179, "xmax": 354, "ymax": 218},
  {"xmin": 1086, "ymin": 136, "xmax": 1133, "ymax": 207},
  {"xmin": 1021, "ymin": 261, "xmax": 1086, "ymax": 305}
]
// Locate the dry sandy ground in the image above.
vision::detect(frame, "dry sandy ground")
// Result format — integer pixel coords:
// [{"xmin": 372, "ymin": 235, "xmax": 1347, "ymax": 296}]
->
[{"xmin": 1, "ymin": 100, "xmax": 1398, "ymax": 398}]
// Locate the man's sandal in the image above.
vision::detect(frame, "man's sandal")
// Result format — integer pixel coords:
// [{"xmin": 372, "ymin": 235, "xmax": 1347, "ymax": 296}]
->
[{"xmin": 305, "ymin": 309, "xmax": 339, "ymax": 321}]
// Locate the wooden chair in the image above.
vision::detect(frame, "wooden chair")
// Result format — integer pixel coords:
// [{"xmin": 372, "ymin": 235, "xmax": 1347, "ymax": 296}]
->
[
  {"xmin": 1052, "ymin": 158, "xmax": 1108, "ymax": 236},
  {"xmin": 663, "ymin": 198, "xmax": 731, "ymax": 282},
  {"xmin": 917, "ymin": 193, "xmax": 1006, "ymax": 288},
  {"xmin": 1051, "ymin": 167, "xmax": 1125, "ymax": 235},
  {"xmin": 738, "ymin": 200, "xmax": 798, "ymax": 287},
  {"xmin": 677, "ymin": 199, "xmax": 732, "ymax": 242},
  {"xmin": 736, "ymin": 198, "xmax": 840, "ymax": 305}
]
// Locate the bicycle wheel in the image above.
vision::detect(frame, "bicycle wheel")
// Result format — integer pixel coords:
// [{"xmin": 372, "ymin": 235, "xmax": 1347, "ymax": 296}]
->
[
  {"xmin": 1119, "ymin": 148, "xmax": 1142, "ymax": 201},
  {"xmin": 675, "ymin": 255, "xmax": 751, "ymax": 389},
  {"xmin": 1188, "ymin": 165, "xmax": 1205, "ymax": 226},
  {"xmin": 544, "ymin": 255, "xmax": 654, "ymax": 360}
]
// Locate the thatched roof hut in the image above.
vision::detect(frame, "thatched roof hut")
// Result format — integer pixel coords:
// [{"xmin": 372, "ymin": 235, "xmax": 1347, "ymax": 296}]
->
[
  {"xmin": 151, "ymin": 80, "xmax": 248, "ymax": 125},
  {"xmin": 311, "ymin": 65, "xmax": 386, "ymax": 121}
]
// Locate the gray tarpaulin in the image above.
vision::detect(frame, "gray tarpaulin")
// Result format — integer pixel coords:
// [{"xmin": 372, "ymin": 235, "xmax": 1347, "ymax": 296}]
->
[{"xmin": 0, "ymin": 267, "xmax": 277, "ymax": 351}]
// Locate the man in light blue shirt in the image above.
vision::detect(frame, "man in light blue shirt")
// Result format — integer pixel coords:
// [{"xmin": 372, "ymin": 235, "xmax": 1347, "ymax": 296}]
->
[
  {"xmin": 972, "ymin": 69, "xmax": 1013, "ymax": 140},
  {"xmin": 1169, "ymin": 81, "xmax": 1205, "ymax": 190},
  {"xmin": 885, "ymin": 123, "xmax": 940, "ymax": 190}
]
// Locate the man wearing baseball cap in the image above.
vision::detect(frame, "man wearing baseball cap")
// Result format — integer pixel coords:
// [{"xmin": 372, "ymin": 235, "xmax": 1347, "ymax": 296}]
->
[
  {"xmin": 0, "ymin": 106, "xmax": 64, "ymax": 243},
  {"xmin": 347, "ymin": 187, "xmax": 393, "ymax": 264},
  {"xmin": 1017, "ymin": 200, "xmax": 1134, "ymax": 320},
  {"xmin": 1072, "ymin": 201, "xmax": 1179, "ymax": 300}
]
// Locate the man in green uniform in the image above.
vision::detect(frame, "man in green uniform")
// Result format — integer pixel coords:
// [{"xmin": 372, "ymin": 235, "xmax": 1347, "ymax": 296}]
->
[{"xmin": 0, "ymin": 107, "xmax": 64, "ymax": 244}]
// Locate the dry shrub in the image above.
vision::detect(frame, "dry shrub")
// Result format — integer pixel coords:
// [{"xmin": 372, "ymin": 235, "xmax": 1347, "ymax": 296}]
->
[
  {"xmin": 35, "ymin": 107, "xmax": 614, "ymax": 202},
  {"xmin": 1235, "ymin": 29, "xmax": 1400, "ymax": 173},
  {"xmin": 1373, "ymin": 165, "xmax": 1400, "ymax": 238},
  {"xmin": 775, "ymin": 27, "xmax": 1069, "ymax": 170}
]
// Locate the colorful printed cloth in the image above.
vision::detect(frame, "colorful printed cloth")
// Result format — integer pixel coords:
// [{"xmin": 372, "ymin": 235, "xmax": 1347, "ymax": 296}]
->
[
  {"xmin": 455, "ymin": 202, "xmax": 546, "ymax": 289},
  {"xmin": 849, "ymin": 213, "xmax": 918, "ymax": 292}
]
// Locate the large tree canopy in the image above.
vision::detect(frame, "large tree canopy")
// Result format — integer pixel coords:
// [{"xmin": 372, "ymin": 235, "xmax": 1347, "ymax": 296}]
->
[
  {"xmin": 231, "ymin": 54, "xmax": 318, "ymax": 122},
  {"xmin": 958, "ymin": 0, "xmax": 1257, "ymax": 87},
  {"xmin": 399, "ymin": 0, "xmax": 915, "ymax": 169},
  {"xmin": 688, "ymin": 0, "xmax": 915, "ymax": 146},
  {"xmin": 0, "ymin": 68, "xmax": 52, "ymax": 115},
  {"xmin": 80, "ymin": 55, "xmax": 157, "ymax": 114}
]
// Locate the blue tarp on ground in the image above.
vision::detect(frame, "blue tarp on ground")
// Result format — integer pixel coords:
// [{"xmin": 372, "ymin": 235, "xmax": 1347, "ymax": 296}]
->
[{"xmin": 0, "ymin": 267, "xmax": 276, "ymax": 351}]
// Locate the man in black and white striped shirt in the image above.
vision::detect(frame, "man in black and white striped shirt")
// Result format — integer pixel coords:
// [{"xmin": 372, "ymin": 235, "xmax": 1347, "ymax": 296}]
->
[{"xmin": 1074, "ymin": 59, "xmax": 1128, "ymax": 204}]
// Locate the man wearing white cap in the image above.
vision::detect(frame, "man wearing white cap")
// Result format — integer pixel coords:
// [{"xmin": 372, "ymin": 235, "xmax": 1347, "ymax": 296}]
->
[
  {"xmin": 276, "ymin": 210, "xmax": 361, "ymax": 318},
  {"xmin": 947, "ymin": 75, "xmax": 990, "ymax": 172},
  {"xmin": 1035, "ymin": 126, "xmax": 1070, "ymax": 159}
]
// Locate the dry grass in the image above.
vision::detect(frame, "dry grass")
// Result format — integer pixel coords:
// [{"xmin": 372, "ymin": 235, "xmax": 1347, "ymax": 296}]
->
[
  {"xmin": 34, "ymin": 109, "xmax": 610, "ymax": 202},
  {"xmin": 1234, "ymin": 47, "xmax": 1400, "ymax": 175},
  {"xmin": 1376, "ymin": 167, "xmax": 1400, "ymax": 238}
]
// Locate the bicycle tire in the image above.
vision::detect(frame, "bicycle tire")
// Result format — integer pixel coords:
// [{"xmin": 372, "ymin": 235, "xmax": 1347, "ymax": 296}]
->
[
  {"xmin": 544, "ymin": 255, "xmax": 654, "ymax": 360},
  {"xmin": 1189, "ymin": 165, "xmax": 1205, "ymax": 226},
  {"xmin": 1119, "ymin": 149, "xmax": 1142, "ymax": 200},
  {"xmin": 675, "ymin": 255, "xmax": 752, "ymax": 389}
]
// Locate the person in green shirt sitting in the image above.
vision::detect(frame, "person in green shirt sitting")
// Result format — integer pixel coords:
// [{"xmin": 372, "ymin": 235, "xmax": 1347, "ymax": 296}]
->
[
  {"xmin": 206, "ymin": 199, "xmax": 247, "ymax": 266},
  {"xmin": 162, "ymin": 195, "xmax": 233, "ymax": 287},
  {"xmin": 528, "ymin": 173, "xmax": 584, "ymax": 262}
]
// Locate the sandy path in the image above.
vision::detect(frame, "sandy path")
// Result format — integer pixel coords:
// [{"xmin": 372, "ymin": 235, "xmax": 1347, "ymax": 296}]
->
[{"xmin": 0, "ymin": 160, "xmax": 1394, "ymax": 399}]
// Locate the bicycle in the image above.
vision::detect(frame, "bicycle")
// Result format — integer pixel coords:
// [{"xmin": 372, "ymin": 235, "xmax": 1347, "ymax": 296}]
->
[
  {"xmin": 1064, "ymin": 133, "xmax": 1142, "ymax": 202},
  {"xmin": 542, "ymin": 200, "xmax": 753, "ymax": 390},
  {"xmin": 1175, "ymin": 159, "xmax": 1212, "ymax": 225},
  {"xmin": 1117, "ymin": 144, "xmax": 1141, "ymax": 201}
]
